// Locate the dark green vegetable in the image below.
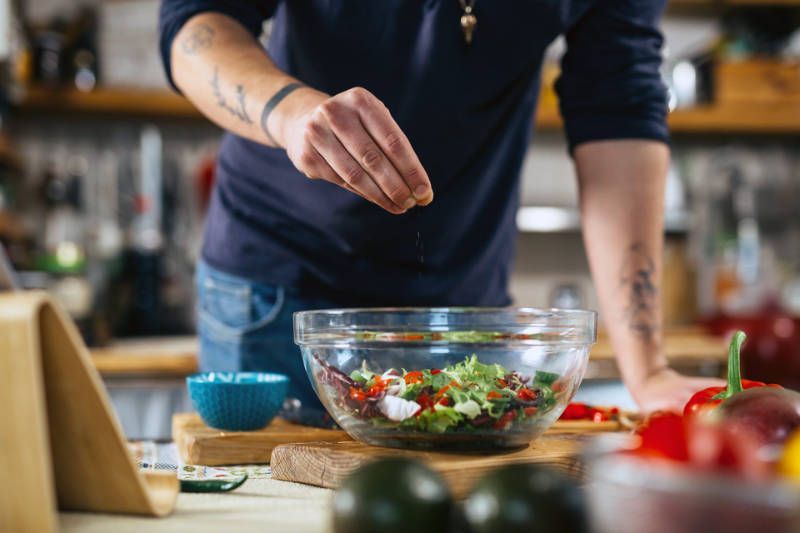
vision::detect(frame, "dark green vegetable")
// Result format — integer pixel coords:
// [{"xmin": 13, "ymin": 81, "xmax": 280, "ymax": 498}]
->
[
  {"xmin": 463, "ymin": 464, "xmax": 587, "ymax": 533},
  {"xmin": 332, "ymin": 458, "xmax": 453, "ymax": 533},
  {"xmin": 534, "ymin": 370, "xmax": 559, "ymax": 386},
  {"xmin": 180, "ymin": 473, "xmax": 247, "ymax": 493}
]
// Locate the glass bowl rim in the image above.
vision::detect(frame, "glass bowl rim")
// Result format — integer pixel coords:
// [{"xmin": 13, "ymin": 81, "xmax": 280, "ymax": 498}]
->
[{"xmin": 294, "ymin": 306, "xmax": 597, "ymax": 346}]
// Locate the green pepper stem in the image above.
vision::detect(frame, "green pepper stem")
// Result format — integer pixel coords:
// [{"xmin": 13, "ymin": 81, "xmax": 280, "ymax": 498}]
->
[{"xmin": 713, "ymin": 330, "xmax": 746, "ymax": 400}]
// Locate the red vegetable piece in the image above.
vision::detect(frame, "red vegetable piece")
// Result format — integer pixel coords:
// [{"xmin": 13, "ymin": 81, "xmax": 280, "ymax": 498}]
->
[
  {"xmin": 559, "ymin": 402, "xmax": 593, "ymax": 420},
  {"xmin": 349, "ymin": 387, "xmax": 366, "ymax": 402},
  {"xmin": 404, "ymin": 371, "xmax": 424, "ymax": 385},
  {"xmin": 416, "ymin": 392, "xmax": 433, "ymax": 413},
  {"xmin": 492, "ymin": 410, "xmax": 518, "ymax": 430},
  {"xmin": 633, "ymin": 412, "xmax": 690, "ymax": 462},
  {"xmin": 517, "ymin": 388, "xmax": 537, "ymax": 402}
]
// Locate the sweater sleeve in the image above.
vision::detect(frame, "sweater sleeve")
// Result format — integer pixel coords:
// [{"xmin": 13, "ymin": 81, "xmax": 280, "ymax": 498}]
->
[
  {"xmin": 158, "ymin": 0, "xmax": 278, "ymax": 90},
  {"xmin": 555, "ymin": 0, "xmax": 670, "ymax": 152}
]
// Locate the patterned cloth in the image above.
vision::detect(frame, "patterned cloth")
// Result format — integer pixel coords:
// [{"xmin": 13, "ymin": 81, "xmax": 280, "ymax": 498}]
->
[{"xmin": 129, "ymin": 441, "xmax": 272, "ymax": 480}]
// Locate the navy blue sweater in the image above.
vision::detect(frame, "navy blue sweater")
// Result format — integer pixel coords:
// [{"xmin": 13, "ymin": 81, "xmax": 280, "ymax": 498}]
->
[{"xmin": 159, "ymin": 0, "xmax": 669, "ymax": 306}]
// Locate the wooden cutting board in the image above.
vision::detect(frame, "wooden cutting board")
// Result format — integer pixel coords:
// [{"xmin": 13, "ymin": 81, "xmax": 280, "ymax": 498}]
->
[
  {"xmin": 173, "ymin": 411, "xmax": 632, "ymax": 466},
  {"xmin": 172, "ymin": 412, "xmax": 350, "ymax": 465},
  {"xmin": 270, "ymin": 432, "xmax": 594, "ymax": 499}
]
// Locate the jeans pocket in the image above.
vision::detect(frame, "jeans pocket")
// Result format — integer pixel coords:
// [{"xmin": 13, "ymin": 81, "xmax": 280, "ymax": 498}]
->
[{"xmin": 197, "ymin": 265, "xmax": 285, "ymax": 341}]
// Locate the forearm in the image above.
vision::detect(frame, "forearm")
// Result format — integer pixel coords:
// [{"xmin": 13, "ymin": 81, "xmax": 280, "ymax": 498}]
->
[
  {"xmin": 575, "ymin": 140, "xmax": 670, "ymax": 396},
  {"xmin": 170, "ymin": 12, "xmax": 323, "ymax": 147}
]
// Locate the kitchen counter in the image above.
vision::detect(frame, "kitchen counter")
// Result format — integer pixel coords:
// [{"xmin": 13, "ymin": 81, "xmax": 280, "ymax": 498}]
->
[{"xmin": 60, "ymin": 476, "xmax": 332, "ymax": 533}]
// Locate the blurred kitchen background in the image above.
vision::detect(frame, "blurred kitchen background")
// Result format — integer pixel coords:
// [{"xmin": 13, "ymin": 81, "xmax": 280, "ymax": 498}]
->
[{"xmin": 1, "ymin": 0, "xmax": 799, "ymax": 438}]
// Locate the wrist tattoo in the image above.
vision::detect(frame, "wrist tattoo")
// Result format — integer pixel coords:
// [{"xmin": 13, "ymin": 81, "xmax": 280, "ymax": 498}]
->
[
  {"xmin": 620, "ymin": 243, "xmax": 659, "ymax": 341},
  {"xmin": 182, "ymin": 23, "xmax": 215, "ymax": 54},
  {"xmin": 210, "ymin": 67, "xmax": 253, "ymax": 124},
  {"xmin": 260, "ymin": 82, "xmax": 305, "ymax": 145}
]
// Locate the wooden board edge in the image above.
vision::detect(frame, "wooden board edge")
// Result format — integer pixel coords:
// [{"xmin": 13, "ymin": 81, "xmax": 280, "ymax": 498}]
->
[{"xmin": 271, "ymin": 441, "xmax": 366, "ymax": 489}]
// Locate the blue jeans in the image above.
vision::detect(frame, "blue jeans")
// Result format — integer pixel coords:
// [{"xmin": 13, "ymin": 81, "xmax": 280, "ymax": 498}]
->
[{"xmin": 195, "ymin": 260, "xmax": 336, "ymax": 413}]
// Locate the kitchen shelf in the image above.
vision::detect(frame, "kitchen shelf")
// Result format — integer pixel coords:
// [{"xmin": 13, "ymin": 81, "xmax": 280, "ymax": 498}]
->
[
  {"xmin": 16, "ymin": 86, "xmax": 800, "ymax": 135},
  {"xmin": 517, "ymin": 206, "xmax": 691, "ymax": 234},
  {"xmin": 536, "ymin": 101, "xmax": 800, "ymax": 135},
  {"xmin": 16, "ymin": 86, "xmax": 200, "ymax": 118}
]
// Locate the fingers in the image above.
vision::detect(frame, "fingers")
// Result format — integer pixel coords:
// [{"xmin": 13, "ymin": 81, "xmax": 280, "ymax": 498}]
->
[
  {"xmin": 353, "ymin": 90, "xmax": 433, "ymax": 205},
  {"xmin": 321, "ymin": 99, "xmax": 416, "ymax": 211},
  {"xmin": 303, "ymin": 143, "xmax": 369, "ymax": 201},
  {"xmin": 303, "ymin": 123, "xmax": 405, "ymax": 214},
  {"xmin": 288, "ymin": 87, "xmax": 432, "ymax": 214}
]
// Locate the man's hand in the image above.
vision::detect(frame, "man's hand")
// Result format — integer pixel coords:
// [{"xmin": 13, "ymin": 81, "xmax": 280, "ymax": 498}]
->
[
  {"xmin": 275, "ymin": 87, "xmax": 433, "ymax": 214},
  {"xmin": 631, "ymin": 368, "xmax": 725, "ymax": 414}
]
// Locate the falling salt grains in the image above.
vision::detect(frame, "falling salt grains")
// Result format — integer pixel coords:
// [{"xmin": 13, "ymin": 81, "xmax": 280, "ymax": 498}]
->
[{"xmin": 414, "ymin": 210, "xmax": 425, "ymax": 280}]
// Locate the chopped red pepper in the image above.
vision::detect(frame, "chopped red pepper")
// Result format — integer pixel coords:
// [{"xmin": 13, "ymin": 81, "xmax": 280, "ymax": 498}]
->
[
  {"xmin": 559, "ymin": 402, "xmax": 594, "ymax": 420},
  {"xmin": 432, "ymin": 380, "xmax": 461, "ymax": 403},
  {"xmin": 496, "ymin": 378, "xmax": 508, "ymax": 388},
  {"xmin": 493, "ymin": 410, "xmax": 517, "ymax": 429},
  {"xmin": 517, "ymin": 388, "xmax": 537, "ymax": 402},
  {"xmin": 430, "ymin": 368, "xmax": 442, "ymax": 375},
  {"xmin": 683, "ymin": 331, "xmax": 781, "ymax": 418},
  {"xmin": 404, "ymin": 371, "xmax": 424, "ymax": 385},
  {"xmin": 438, "ymin": 397, "xmax": 450, "ymax": 406},
  {"xmin": 559, "ymin": 402, "xmax": 618, "ymax": 423},
  {"xmin": 486, "ymin": 391, "xmax": 503, "ymax": 400},
  {"xmin": 349, "ymin": 387, "xmax": 366, "ymax": 402},
  {"xmin": 523, "ymin": 407, "xmax": 538, "ymax": 416},
  {"xmin": 404, "ymin": 333, "xmax": 425, "ymax": 341},
  {"xmin": 366, "ymin": 376, "xmax": 387, "ymax": 397},
  {"xmin": 415, "ymin": 392, "xmax": 435, "ymax": 414}
]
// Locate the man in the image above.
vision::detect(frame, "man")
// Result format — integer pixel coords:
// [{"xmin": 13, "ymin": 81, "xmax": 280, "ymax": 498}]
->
[{"xmin": 159, "ymin": 0, "xmax": 721, "ymax": 415}]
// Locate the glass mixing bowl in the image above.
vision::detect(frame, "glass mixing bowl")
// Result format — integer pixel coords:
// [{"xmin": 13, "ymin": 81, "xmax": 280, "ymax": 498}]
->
[{"xmin": 294, "ymin": 308, "xmax": 596, "ymax": 451}]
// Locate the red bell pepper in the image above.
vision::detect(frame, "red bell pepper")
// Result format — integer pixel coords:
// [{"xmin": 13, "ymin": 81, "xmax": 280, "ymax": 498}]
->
[
  {"xmin": 632, "ymin": 412, "xmax": 689, "ymax": 461},
  {"xmin": 683, "ymin": 331, "xmax": 781, "ymax": 418}
]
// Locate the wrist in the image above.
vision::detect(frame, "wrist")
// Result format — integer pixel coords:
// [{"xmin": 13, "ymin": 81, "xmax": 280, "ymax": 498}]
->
[
  {"xmin": 620, "ymin": 347, "xmax": 670, "ymax": 391},
  {"xmin": 268, "ymin": 86, "xmax": 327, "ymax": 148}
]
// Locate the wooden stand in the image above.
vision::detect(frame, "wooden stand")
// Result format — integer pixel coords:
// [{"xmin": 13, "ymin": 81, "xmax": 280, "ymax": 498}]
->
[{"xmin": 0, "ymin": 292, "xmax": 178, "ymax": 533}]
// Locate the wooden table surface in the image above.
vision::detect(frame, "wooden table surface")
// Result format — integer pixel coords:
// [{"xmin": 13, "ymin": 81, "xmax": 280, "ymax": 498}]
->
[
  {"xmin": 88, "ymin": 327, "xmax": 727, "ymax": 378},
  {"xmin": 60, "ymin": 477, "xmax": 332, "ymax": 533}
]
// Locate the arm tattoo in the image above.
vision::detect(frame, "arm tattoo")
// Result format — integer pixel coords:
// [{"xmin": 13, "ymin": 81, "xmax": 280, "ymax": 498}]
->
[
  {"xmin": 619, "ymin": 243, "xmax": 659, "ymax": 341},
  {"xmin": 181, "ymin": 23, "xmax": 215, "ymax": 54},
  {"xmin": 210, "ymin": 67, "xmax": 253, "ymax": 124}
]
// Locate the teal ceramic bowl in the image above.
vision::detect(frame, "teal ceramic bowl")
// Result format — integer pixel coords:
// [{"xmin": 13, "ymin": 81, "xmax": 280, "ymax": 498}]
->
[{"xmin": 187, "ymin": 372, "xmax": 289, "ymax": 431}]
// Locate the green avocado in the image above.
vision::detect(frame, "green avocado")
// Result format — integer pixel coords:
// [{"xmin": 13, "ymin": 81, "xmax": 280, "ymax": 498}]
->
[
  {"xmin": 463, "ymin": 464, "xmax": 587, "ymax": 533},
  {"xmin": 332, "ymin": 458, "xmax": 454, "ymax": 533}
]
